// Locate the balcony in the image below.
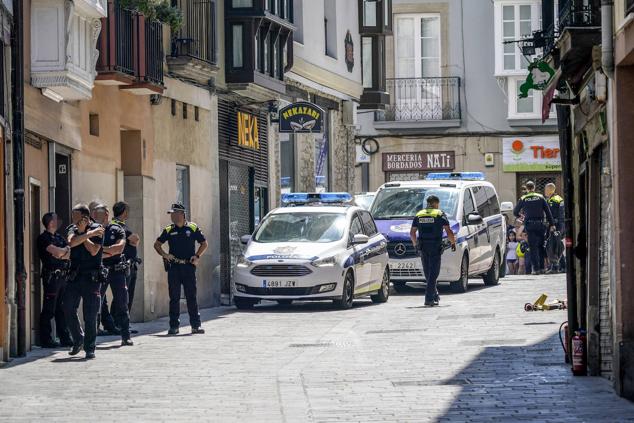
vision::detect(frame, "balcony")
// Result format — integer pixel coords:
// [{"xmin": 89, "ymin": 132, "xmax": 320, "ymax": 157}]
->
[
  {"xmin": 167, "ymin": 0, "xmax": 218, "ymax": 85},
  {"xmin": 30, "ymin": 0, "xmax": 107, "ymax": 101},
  {"xmin": 95, "ymin": 1, "xmax": 165, "ymax": 94},
  {"xmin": 374, "ymin": 77, "xmax": 461, "ymax": 129}
]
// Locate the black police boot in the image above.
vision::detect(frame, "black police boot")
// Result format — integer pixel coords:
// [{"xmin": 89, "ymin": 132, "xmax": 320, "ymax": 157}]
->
[
  {"xmin": 85, "ymin": 351, "xmax": 96, "ymax": 360},
  {"xmin": 167, "ymin": 327, "xmax": 179, "ymax": 335},
  {"xmin": 191, "ymin": 327, "xmax": 205, "ymax": 334},
  {"xmin": 69, "ymin": 343, "xmax": 83, "ymax": 356},
  {"xmin": 41, "ymin": 339, "xmax": 61, "ymax": 349},
  {"xmin": 106, "ymin": 327, "xmax": 121, "ymax": 336},
  {"xmin": 433, "ymin": 298, "xmax": 439, "ymax": 306},
  {"xmin": 121, "ymin": 338, "xmax": 134, "ymax": 346}
]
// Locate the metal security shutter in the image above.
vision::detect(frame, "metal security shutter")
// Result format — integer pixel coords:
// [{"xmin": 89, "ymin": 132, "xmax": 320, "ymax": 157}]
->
[
  {"xmin": 218, "ymin": 99, "xmax": 269, "ymax": 184},
  {"xmin": 599, "ymin": 145, "xmax": 613, "ymax": 379}
]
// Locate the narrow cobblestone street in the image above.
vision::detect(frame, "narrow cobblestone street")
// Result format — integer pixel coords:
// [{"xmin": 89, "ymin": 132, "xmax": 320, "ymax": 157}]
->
[{"xmin": 1, "ymin": 274, "xmax": 633, "ymax": 422}]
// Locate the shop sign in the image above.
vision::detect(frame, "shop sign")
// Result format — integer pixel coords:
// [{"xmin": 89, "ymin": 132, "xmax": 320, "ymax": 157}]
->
[
  {"xmin": 519, "ymin": 60, "xmax": 556, "ymax": 98},
  {"xmin": 502, "ymin": 136, "xmax": 561, "ymax": 172},
  {"xmin": 382, "ymin": 151, "xmax": 455, "ymax": 172},
  {"xmin": 237, "ymin": 111, "xmax": 259, "ymax": 150},
  {"xmin": 356, "ymin": 145, "xmax": 371, "ymax": 164},
  {"xmin": 278, "ymin": 101, "xmax": 325, "ymax": 133}
]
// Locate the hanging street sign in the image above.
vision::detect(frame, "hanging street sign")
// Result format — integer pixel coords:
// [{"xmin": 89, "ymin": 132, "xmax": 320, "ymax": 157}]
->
[
  {"xmin": 519, "ymin": 60, "xmax": 556, "ymax": 99},
  {"xmin": 278, "ymin": 101, "xmax": 325, "ymax": 133}
]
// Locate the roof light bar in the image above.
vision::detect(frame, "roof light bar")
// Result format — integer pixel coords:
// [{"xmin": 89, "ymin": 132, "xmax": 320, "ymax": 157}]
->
[
  {"xmin": 426, "ymin": 172, "xmax": 485, "ymax": 181},
  {"xmin": 281, "ymin": 192, "xmax": 353, "ymax": 206}
]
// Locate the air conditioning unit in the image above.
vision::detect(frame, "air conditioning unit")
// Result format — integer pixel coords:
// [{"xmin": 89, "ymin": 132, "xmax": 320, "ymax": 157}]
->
[{"xmin": 342, "ymin": 100, "xmax": 358, "ymax": 126}]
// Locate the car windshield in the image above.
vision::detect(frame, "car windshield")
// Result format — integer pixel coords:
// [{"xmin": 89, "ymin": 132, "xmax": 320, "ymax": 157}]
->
[
  {"xmin": 253, "ymin": 212, "xmax": 347, "ymax": 243},
  {"xmin": 371, "ymin": 187, "xmax": 459, "ymax": 220},
  {"xmin": 354, "ymin": 194, "xmax": 375, "ymax": 210}
]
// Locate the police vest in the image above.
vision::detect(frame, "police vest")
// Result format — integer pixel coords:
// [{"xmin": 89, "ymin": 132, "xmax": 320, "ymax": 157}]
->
[
  {"xmin": 415, "ymin": 209, "xmax": 446, "ymax": 242},
  {"xmin": 548, "ymin": 194, "xmax": 563, "ymax": 206}
]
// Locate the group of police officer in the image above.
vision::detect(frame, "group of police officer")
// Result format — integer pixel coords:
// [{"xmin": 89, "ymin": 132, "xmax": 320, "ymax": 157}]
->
[{"xmin": 37, "ymin": 201, "xmax": 207, "ymax": 359}]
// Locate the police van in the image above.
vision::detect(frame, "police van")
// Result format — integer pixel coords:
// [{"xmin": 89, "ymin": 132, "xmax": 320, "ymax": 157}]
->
[
  {"xmin": 370, "ymin": 172, "xmax": 512, "ymax": 293},
  {"xmin": 233, "ymin": 193, "xmax": 390, "ymax": 310}
]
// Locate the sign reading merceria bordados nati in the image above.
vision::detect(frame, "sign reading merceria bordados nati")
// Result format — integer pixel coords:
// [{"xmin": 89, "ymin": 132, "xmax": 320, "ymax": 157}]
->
[
  {"xmin": 237, "ymin": 111, "xmax": 259, "ymax": 150},
  {"xmin": 278, "ymin": 102, "xmax": 325, "ymax": 133},
  {"xmin": 382, "ymin": 152, "xmax": 455, "ymax": 172}
]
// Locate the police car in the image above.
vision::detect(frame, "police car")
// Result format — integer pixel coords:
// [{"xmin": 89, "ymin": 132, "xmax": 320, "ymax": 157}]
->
[
  {"xmin": 370, "ymin": 173, "xmax": 512, "ymax": 293},
  {"xmin": 233, "ymin": 193, "xmax": 390, "ymax": 310}
]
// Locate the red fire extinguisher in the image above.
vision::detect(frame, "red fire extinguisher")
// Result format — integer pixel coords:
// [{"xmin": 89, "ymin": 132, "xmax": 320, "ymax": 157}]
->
[
  {"xmin": 559, "ymin": 322, "xmax": 569, "ymax": 363},
  {"xmin": 572, "ymin": 329, "xmax": 587, "ymax": 376}
]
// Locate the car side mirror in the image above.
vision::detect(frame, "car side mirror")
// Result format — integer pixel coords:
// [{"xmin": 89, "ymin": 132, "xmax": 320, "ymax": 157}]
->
[
  {"xmin": 500, "ymin": 201, "xmax": 514, "ymax": 213},
  {"xmin": 467, "ymin": 213, "xmax": 484, "ymax": 224},
  {"xmin": 240, "ymin": 235, "xmax": 251, "ymax": 245},
  {"xmin": 352, "ymin": 234, "xmax": 369, "ymax": 245}
]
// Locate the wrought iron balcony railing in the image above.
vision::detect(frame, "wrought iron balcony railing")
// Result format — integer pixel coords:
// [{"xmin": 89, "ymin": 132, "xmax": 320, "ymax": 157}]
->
[
  {"xmin": 558, "ymin": 0, "xmax": 600, "ymax": 28},
  {"xmin": 627, "ymin": 0, "xmax": 634, "ymax": 16},
  {"xmin": 377, "ymin": 77, "xmax": 461, "ymax": 122},
  {"xmin": 143, "ymin": 19, "xmax": 164, "ymax": 85},
  {"xmin": 171, "ymin": 0, "xmax": 217, "ymax": 64}
]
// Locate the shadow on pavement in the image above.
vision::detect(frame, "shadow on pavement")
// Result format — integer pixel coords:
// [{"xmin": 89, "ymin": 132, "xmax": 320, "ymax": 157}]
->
[
  {"xmin": 435, "ymin": 333, "xmax": 634, "ymax": 422},
  {"xmin": 392, "ymin": 280, "xmax": 491, "ymax": 296},
  {"xmin": 241, "ymin": 299, "xmax": 377, "ymax": 314}
]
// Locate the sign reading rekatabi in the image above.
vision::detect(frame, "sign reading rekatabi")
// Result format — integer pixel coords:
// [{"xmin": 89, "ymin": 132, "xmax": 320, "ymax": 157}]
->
[
  {"xmin": 502, "ymin": 136, "xmax": 561, "ymax": 172},
  {"xmin": 278, "ymin": 101, "xmax": 325, "ymax": 133}
]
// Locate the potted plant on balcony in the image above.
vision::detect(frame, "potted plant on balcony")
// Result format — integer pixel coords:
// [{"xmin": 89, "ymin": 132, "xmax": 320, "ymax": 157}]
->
[{"xmin": 119, "ymin": 0, "xmax": 183, "ymax": 30}]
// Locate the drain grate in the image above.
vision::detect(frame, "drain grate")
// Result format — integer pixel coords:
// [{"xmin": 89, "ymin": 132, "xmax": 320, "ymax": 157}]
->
[
  {"xmin": 436, "ymin": 314, "xmax": 495, "ymax": 320},
  {"xmin": 393, "ymin": 378, "xmax": 471, "ymax": 387},
  {"xmin": 288, "ymin": 342, "xmax": 332, "ymax": 348},
  {"xmin": 460, "ymin": 339, "xmax": 527, "ymax": 346},
  {"xmin": 366, "ymin": 329, "xmax": 426, "ymax": 334}
]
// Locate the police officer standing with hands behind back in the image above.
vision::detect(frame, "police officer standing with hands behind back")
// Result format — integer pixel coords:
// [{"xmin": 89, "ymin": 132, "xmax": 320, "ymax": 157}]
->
[
  {"xmin": 513, "ymin": 181, "xmax": 555, "ymax": 275},
  {"xmin": 154, "ymin": 203, "xmax": 208, "ymax": 335},
  {"xmin": 410, "ymin": 195, "xmax": 456, "ymax": 307}
]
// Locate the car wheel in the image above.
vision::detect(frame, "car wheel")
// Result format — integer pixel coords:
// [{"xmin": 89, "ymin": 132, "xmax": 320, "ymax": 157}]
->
[
  {"xmin": 450, "ymin": 254, "xmax": 469, "ymax": 293},
  {"xmin": 499, "ymin": 248, "xmax": 507, "ymax": 278},
  {"xmin": 371, "ymin": 267, "xmax": 390, "ymax": 303},
  {"xmin": 392, "ymin": 281, "xmax": 408, "ymax": 293},
  {"xmin": 334, "ymin": 271, "xmax": 354, "ymax": 309},
  {"xmin": 276, "ymin": 299, "xmax": 293, "ymax": 306},
  {"xmin": 234, "ymin": 297, "xmax": 256, "ymax": 310},
  {"xmin": 483, "ymin": 249, "xmax": 501, "ymax": 286}
]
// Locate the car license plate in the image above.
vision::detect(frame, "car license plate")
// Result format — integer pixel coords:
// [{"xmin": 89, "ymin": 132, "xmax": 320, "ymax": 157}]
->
[
  {"xmin": 263, "ymin": 280, "xmax": 297, "ymax": 288},
  {"xmin": 390, "ymin": 262, "xmax": 416, "ymax": 270}
]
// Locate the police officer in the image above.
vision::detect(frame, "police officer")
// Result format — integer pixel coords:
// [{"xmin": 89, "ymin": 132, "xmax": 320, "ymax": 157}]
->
[
  {"xmin": 409, "ymin": 195, "xmax": 456, "ymax": 307},
  {"xmin": 111, "ymin": 201, "xmax": 141, "ymax": 313},
  {"xmin": 545, "ymin": 183, "xmax": 565, "ymax": 273},
  {"xmin": 154, "ymin": 203, "xmax": 208, "ymax": 335},
  {"xmin": 94, "ymin": 204, "xmax": 133, "ymax": 346},
  {"xmin": 63, "ymin": 204, "xmax": 105, "ymax": 359},
  {"xmin": 513, "ymin": 181, "xmax": 555, "ymax": 275},
  {"xmin": 37, "ymin": 212, "xmax": 73, "ymax": 348}
]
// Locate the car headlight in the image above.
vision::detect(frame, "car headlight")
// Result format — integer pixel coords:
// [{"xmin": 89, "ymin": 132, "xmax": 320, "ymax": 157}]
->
[
  {"xmin": 236, "ymin": 255, "xmax": 252, "ymax": 268},
  {"xmin": 235, "ymin": 283, "xmax": 247, "ymax": 293},
  {"xmin": 318, "ymin": 283, "xmax": 337, "ymax": 293},
  {"xmin": 311, "ymin": 256, "xmax": 337, "ymax": 267}
]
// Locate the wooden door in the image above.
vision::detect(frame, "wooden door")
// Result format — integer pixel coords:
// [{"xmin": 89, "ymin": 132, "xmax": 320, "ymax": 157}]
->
[{"xmin": 29, "ymin": 182, "xmax": 41, "ymax": 345}]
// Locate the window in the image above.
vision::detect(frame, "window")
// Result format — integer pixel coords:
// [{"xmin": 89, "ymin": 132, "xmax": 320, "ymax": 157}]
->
[
  {"xmin": 314, "ymin": 110, "xmax": 330, "ymax": 192},
  {"xmin": 176, "ymin": 165, "xmax": 190, "ymax": 212},
  {"xmin": 293, "ymin": 0, "xmax": 303, "ymax": 43},
  {"xmin": 89, "ymin": 113, "xmax": 99, "ymax": 136},
  {"xmin": 485, "ymin": 186, "xmax": 501, "ymax": 215},
  {"xmin": 471, "ymin": 186, "xmax": 490, "ymax": 217},
  {"xmin": 507, "ymin": 75, "xmax": 553, "ymax": 119},
  {"xmin": 360, "ymin": 211, "xmax": 378, "ymax": 236},
  {"xmin": 232, "ymin": 24, "xmax": 243, "ymax": 68},
  {"xmin": 349, "ymin": 215, "xmax": 364, "ymax": 243},
  {"xmin": 362, "ymin": 37, "xmax": 374, "ymax": 88},
  {"xmin": 394, "ymin": 14, "xmax": 440, "ymax": 78},
  {"xmin": 171, "ymin": 99, "xmax": 176, "ymax": 116},
  {"xmin": 195, "ymin": 106, "xmax": 200, "ymax": 121},
  {"xmin": 280, "ymin": 133, "xmax": 295, "ymax": 194},
  {"xmin": 362, "ymin": 0, "xmax": 377, "ymax": 27},
  {"xmin": 463, "ymin": 189, "xmax": 476, "ymax": 224},
  {"xmin": 324, "ymin": 0, "xmax": 337, "ymax": 58},
  {"xmin": 183, "ymin": 103, "xmax": 188, "ymax": 119},
  {"xmin": 494, "ymin": 1, "xmax": 540, "ymax": 75}
]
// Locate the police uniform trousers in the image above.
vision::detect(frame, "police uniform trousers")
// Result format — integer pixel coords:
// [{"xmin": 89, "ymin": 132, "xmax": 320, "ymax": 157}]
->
[
  {"xmin": 526, "ymin": 226, "xmax": 546, "ymax": 272},
  {"xmin": 168, "ymin": 263, "xmax": 201, "ymax": 329},
  {"xmin": 127, "ymin": 263, "xmax": 138, "ymax": 312},
  {"xmin": 101, "ymin": 269, "xmax": 131, "ymax": 339},
  {"xmin": 40, "ymin": 269, "xmax": 72, "ymax": 345},
  {"xmin": 63, "ymin": 271, "xmax": 101, "ymax": 353},
  {"xmin": 420, "ymin": 242, "xmax": 441, "ymax": 304},
  {"xmin": 100, "ymin": 293, "xmax": 117, "ymax": 332}
]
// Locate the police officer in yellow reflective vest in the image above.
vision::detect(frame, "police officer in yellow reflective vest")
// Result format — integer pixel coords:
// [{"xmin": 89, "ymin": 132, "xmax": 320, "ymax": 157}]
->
[
  {"xmin": 410, "ymin": 195, "xmax": 456, "ymax": 307},
  {"xmin": 154, "ymin": 203, "xmax": 208, "ymax": 335},
  {"xmin": 545, "ymin": 183, "xmax": 565, "ymax": 272}
]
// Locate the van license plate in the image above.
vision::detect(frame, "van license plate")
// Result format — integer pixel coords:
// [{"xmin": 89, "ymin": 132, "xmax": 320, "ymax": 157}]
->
[{"xmin": 263, "ymin": 280, "xmax": 297, "ymax": 288}]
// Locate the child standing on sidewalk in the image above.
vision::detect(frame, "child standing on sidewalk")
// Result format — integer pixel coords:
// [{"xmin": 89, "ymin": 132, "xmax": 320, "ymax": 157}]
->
[{"xmin": 506, "ymin": 231, "xmax": 519, "ymax": 275}]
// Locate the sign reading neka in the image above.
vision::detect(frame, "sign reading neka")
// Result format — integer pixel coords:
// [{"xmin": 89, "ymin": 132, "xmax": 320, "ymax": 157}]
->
[
  {"xmin": 382, "ymin": 152, "xmax": 455, "ymax": 172},
  {"xmin": 237, "ymin": 111, "xmax": 259, "ymax": 150},
  {"xmin": 278, "ymin": 101, "xmax": 325, "ymax": 133}
]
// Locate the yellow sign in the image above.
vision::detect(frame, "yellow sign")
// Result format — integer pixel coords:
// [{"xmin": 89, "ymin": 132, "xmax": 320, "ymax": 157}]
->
[{"xmin": 237, "ymin": 112, "xmax": 259, "ymax": 150}]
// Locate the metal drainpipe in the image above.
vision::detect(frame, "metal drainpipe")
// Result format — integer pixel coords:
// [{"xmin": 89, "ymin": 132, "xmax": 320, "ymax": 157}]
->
[
  {"xmin": 602, "ymin": 0, "xmax": 614, "ymax": 79},
  {"xmin": 11, "ymin": 0, "xmax": 27, "ymax": 357}
]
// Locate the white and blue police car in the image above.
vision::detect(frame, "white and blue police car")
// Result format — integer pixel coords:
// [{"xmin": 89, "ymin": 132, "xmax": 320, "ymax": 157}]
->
[
  {"xmin": 233, "ymin": 193, "xmax": 390, "ymax": 310},
  {"xmin": 370, "ymin": 173, "xmax": 512, "ymax": 293}
]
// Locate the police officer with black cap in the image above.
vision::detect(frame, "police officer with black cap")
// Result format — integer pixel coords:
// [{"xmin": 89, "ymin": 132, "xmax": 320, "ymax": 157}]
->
[
  {"xmin": 37, "ymin": 212, "xmax": 73, "ymax": 348},
  {"xmin": 409, "ymin": 195, "xmax": 456, "ymax": 307},
  {"xmin": 111, "ymin": 201, "xmax": 141, "ymax": 313},
  {"xmin": 154, "ymin": 203, "xmax": 208, "ymax": 335},
  {"xmin": 513, "ymin": 181, "xmax": 555, "ymax": 275},
  {"xmin": 63, "ymin": 204, "xmax": 105, "ymax": 359},
  {"xmin": 94, "ymin": 204, "xmax": 133, "ymax": 346}
]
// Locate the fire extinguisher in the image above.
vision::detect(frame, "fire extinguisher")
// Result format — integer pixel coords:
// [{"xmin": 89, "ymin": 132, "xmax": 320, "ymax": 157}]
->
[
  {"xmin": 559, "ymin": 322, "xmax": 569, "ymax": 363},
  {"xmin": 572, "ymin": 329, "xmax": 587, "ymax": 376}
]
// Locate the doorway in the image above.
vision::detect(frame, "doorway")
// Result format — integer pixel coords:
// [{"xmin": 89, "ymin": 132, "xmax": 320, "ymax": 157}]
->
[
  {"xmin": 29, "ymin": 179, "xmax": 42, "ymax": 345},
  {"xmin": 516, "ymin": 172, "xmax": 563, "ymax": 199}
]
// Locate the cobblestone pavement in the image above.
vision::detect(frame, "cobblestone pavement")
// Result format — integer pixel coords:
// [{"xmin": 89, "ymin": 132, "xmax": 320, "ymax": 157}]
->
[{"xmin": 1, "ymin": 274, "xmax": 633, "ymax": 422}]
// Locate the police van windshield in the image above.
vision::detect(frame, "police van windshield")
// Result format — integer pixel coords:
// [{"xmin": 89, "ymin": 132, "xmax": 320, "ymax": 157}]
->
[
  {"xmin": 371, "ymin": 187, "xmax": 459, "ymax": 220},
  {"xmin": 253, "ymin": 212, "xmax": 347, "ymax": 243}
]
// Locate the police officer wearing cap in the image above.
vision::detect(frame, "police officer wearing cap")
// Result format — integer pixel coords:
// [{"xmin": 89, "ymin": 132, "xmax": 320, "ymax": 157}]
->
[
  {"xmin": 545, "ymin": 183, "xmax": 565, "ymax": 273},
  {"xmin": 94, "ymin": 204, "xmax": 133, "ymax": 346},
  {"xmin": 37, "ymin": 212, "xmax": 73, "ymax": 348},
  {"xmin": 513, "ymin": 181, "xmax": 555, "ymax": 275},
  {"xmin": 63, "ymin": 204, "xmax": 105, "ymax": 359},
  {"xmin": 111, "ymin": 201, "xmax": 141, "ymax": 313},
  {"xmin": 154, "ymin": 203, "xmax": 208, "ymax": 335},
  {"xmin": 409, "ymin": 195, "xmax": 456, "ymax": 307}
]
